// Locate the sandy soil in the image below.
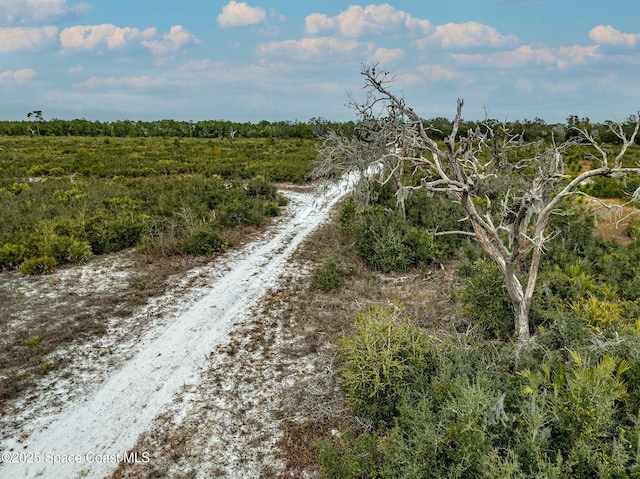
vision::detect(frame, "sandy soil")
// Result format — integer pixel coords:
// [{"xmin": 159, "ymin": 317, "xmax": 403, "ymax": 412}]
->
[{"xmin": 0, "ymin": 177, "xmax": 356, "ymax": 478}]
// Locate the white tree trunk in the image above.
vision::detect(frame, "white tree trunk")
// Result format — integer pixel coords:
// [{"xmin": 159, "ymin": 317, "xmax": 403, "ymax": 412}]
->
[{"xmin": 502, "ymin": 263, "xmax": 532, "ymax": 341}]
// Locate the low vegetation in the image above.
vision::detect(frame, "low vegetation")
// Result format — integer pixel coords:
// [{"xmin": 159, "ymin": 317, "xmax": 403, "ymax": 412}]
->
[
  {"xmin": 0, "ymin": 134, "xmax": 311, "ymax": 407},
  {"xmin": 0, "ymin": 136, "xmax": 312, "ymax": 274},
  {"xmin": 305, "ymin": 169, "xmax": 640, "ymax": 478},
  {"xmin": 4, "ymin": 113, "xmax": 640, "ymax": 478}
]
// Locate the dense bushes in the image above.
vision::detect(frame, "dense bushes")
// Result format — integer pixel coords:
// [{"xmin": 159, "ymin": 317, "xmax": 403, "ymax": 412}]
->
[
  {"xmin": 336, "ymin": 305, "xmax": 437, "ymax": 425},
  {"xmin": 339, "ymin": 185, "xmax": 471, "ymax": 272},
  {"xmin": 0, "ymin": 136, "xmax": 299, "ymax": 273},
  {"xmin": 0, "ymin": 136, "xmax": 314, "ymax": 183},
  {"xmin": 323, "ymin": 304, "xmax": 640, "ymax": 478},
  {"xmin": 456, "ymin": 258, "xmax": 515, "ymax": 340},
  {"xmin": 310, "ymin": 257, "xmax": 355, "ymax": 292},
  {"xmin": 320, "ymin": 180, "xmax": 640, "ymax": 477}
]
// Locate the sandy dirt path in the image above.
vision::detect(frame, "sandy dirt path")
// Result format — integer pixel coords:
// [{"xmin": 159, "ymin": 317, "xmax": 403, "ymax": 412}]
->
[{"xmin": 1, "ymin": 178, "xmax": 354, "ymax": 479}]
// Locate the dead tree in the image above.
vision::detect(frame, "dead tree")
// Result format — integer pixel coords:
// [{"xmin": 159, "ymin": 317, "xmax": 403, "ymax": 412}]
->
[{"xmin": 316, "ymin": 66, "xmax": 640, "ymax": 341}]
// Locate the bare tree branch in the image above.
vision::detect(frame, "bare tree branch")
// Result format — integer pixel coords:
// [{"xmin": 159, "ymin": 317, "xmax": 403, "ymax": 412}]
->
[{"xmin": 315, "ymin": 66, "xmax": 640, "ymax": 341}]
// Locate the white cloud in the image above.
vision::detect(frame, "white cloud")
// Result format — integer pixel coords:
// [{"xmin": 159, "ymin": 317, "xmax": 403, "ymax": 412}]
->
[
  {"xmin": 142, "ymin": 25, "xmax": 200, "ymax": 56},
  {"xmin": 416, "ymin": 64, "xmax": 458, "ymax": 81},
  {"xmin": 217, "ymin": 1, "xmax": 266, "ymax": 28},
  {"xmin": 305, "ymin": 4, "xmax": 430, "ymax": 38},
  {"xmin": 60, "ymin": 24, "xmax": 157, "ymax": 51},
  {"xmin": 0, "ymin": 68, "xmax": 37, "ymax": 81},
  {"xmin": 76, "ymin": 75, "xmax": 171, "ymax": 89},
  {"xmin": 372, "ymin": 47, "xmax": 404, "ymax": 65},
  {"xmin": 258, "ymin": 36, "xmax": 374, "ymax": 61},
  {"xmin": 177, "ymin": 59, "xmax": 216, "ymax": 73},
  {"xmin": 416, "ymin": 21, "xmax": 518, "ymax": 49},
  {"xmin": 590, "ymin": 25, "xmax": 640, "ymax": 47},
  {"xmin": 0, "ymin": 0, "xmax": 90, "ymax": 25},
  {"xmin": 554, "ymin": 45, "xmax": 602, "ymax": 68},
  {"xmin": 0, "ymin": 26, "xmax": 58, "ymax": 53},
  {"xmin": 453, "ymin": 44, "xmax": 601, "ymax": 69}
]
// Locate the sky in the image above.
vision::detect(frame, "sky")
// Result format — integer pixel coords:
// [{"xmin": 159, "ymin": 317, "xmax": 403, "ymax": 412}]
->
[{"xmin": 1, "ymin": 0, "xmax": 640, "ymax": 123}]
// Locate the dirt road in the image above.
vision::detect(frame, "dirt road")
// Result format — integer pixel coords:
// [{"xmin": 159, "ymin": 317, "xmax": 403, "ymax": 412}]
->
[{"xmin": 1, "ymin": 177, "xmax": 354, "ymax": 478}]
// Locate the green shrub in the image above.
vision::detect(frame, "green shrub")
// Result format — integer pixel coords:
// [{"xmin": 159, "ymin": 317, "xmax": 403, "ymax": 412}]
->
[
  {"xmin": 27, "ymin": 224, "xmax": 74, "ymax": 263},
  {"xmin": 263, "ymin": 202, "xmax": 280, "ymax": 217},
  {"xmin": 580, "ymin": 176, "xmax": 625, "ymax": 199},
  {"xmin": 19, "ymin": 256, "xmax": 57, "ymax": 274},
  {"xmin": 66, "ymin": 239, "xmax": 93, "ymax": 263},
  {"xmin": 277, "ymin": 193, "xmax": 289, "ymax": 206},
  {"xmin": 404, "ymin": 189, "xmax": 470, "ymax": 257},
  {"xmin": 556, "ymin": 353, "xmax": 628, "ymax": 447},
  {"xmin": 182, "ymin": 228, "xmax": 227, "ymax": 255},
  {"xmin": 340, "ymin": 188, "xmax": 467, "ymax": 272},
  {"xmin": 217, "ymin": 195, "xmax": 265, "ymax": 228},
  {"xmin": 352, "ymin": 207, "xmax": 414, "ymax": 273},
  {"xmin": 457, "ymin": 259, "xmax": 514, "ymax": 340},
  {"xmin": 54, "ymin": 187, "xmax": 84, "ymax": 203},
  {"xmin": 8, "ymin": 182, "xmax": 30, "ymax": 194},
  {"xmin": 339, "ymin": 196, "xmax": 357, "ymax": 232},
  {"xmin": 517, "ymin": 351, "xmax": 634, "ymax": 477},
  {"xmin": 337, "ymin": 305, "xmax": 436, "ymax": 425},
  {"xmin": 405, "ymin": 226, "xmax": 441, "ymax": 266},
  {"xmin": 26, "ymin": 163, "xmax": 50, "ymax": 176},
  {"xmin": 25, "ymin": 335, "xmax": 41, "ymax": 348},
  {"xmin": 317, "ymin": 429, "xmax": 381, "ymax": 479},
  {"xmin": 628, "ymin": 220, "xmax": 640, "ymax": 240},
  {"xmin": 382, "ymin": 382, "xmax": 506, "ymax": 479},
  {"xmin": 246, "ymin": 175, "xmax": 276, "ymax": 200},
  {"xmin": 0, "ymin": 243, "xmax": 27, "ymax": 270},
  {"xmin": 84, "ymin": 210, "xmax": 146, "ymax": 254},
  {"xmin": 311, "ymin": 258, "xmax": 352, "ymax": 292},
  {"xmin": 572, "ymin": 293, "xmax": 623, "ymax": 331},
  {"xmin": 370, "ymin": 228, "xmax": 414, "ymax": 273}
]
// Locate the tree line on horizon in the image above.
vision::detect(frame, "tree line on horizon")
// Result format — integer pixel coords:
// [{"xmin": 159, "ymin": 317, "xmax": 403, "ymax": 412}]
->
[{"xmin": 2, "ymin": 114, "xmax": 639, "ymax": 144}]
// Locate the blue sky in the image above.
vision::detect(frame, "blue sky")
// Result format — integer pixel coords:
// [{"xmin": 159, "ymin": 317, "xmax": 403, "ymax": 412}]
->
[{"xmin": 1, "ymin": 0, "xmax": 639, "ymax": 123}]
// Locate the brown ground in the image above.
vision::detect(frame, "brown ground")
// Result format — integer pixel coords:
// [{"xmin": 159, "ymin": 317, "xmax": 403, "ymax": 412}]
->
[{"xmin": 586, "ymin": 197, "xmax": 638, "ymax": 244}]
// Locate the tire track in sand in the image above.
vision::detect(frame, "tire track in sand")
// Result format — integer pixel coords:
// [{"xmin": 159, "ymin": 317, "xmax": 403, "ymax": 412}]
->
[{"xmin": 1, "ymin": 177, "xmax": 356, "ymax": 479}]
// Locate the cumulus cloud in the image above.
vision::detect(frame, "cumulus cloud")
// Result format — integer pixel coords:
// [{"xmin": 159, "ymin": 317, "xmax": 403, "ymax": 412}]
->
[
  {"xmin": 590, "ymin": 25, "xmax": 640, "ymax": 47},
  {"xmin": 0, "ymin": 26, "xmax": 58, "ymax": 53},
  {"xmin": 416, "ymin": 21, "xmax": 518, "ymax": 49},
  {"xmin": 217, "ymin": 1, "xmax": 266, "ymax": 28},
  {"xmin": 258, "ymin": 36, "xmax": 373, "ymax": 61},
  {"xmin": 76, "ymin": 75, "xmax": 171, "ymax": 89},
  {"xmin": 0, "ymin": 68, "xmax": 37, "ymax": 81},
  {"xmin": 453, "ymin": 44, "xmax": 601, "ymax": 69},
  {"xmin": 0, "ymin": 0, "xmax": 90, "ymax": 25},
  {"xmin": 372, "ymin": 47, "xmax": 404, "ymax": 65},
  {"xmin": 416, "ymin": 64, "xmax": 458, "ymax": 81},
  {"xmin": 60, "ymin": 24, "xmax": 156, "ymax": 51},
  {"xmin": 305, "ymin": 4, "xmax": 430, "ymax": 38},
  {"xmin": 142, "ymin": 25, "xmax": 200, "ymax": 56}
]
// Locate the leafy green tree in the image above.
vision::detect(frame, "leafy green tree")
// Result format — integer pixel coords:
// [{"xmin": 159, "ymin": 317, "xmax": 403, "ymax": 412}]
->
[{"xmin": 27, "ymin": 110, "xmax": 43, "ymax": 136}]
